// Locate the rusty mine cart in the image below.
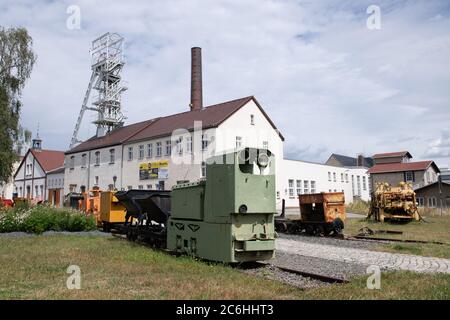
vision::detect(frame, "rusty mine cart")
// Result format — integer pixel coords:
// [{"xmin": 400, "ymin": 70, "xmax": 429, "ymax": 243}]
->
[
  {"xmin": 368, "ymin": 182, "xmax": 420, "ymax": 222},
  {"xmin": 276, "ymin": 192, "xmax": 346, "ymax": 236}
]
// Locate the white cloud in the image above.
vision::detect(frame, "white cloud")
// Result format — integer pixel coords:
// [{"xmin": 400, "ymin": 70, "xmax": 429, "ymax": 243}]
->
[{"xmin": 1, "ymin": 0, "xmax": 449, "ymax": 166}]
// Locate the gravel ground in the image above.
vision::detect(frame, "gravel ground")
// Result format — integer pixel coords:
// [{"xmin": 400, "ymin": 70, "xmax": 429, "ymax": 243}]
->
[
  {"xmin": 0, "ymin": 230, "xmax": 112, "ymax": 238},
  {"xmin": 277, "ymin": 237, "xmax": 450, "ymax": 274},
  {"xmin": 279, "ymin": 233, "xmax": 377, "ymax": 250},
  {"xmin": 271, "ymin": 250, "xmax": 368, "ymax": 280},
  {"xmin": 241, "ymin": 264, "xmax": 330, "ymax": 289}
]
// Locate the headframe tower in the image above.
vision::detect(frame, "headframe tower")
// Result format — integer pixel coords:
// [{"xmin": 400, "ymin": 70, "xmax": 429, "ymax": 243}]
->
[{"xmin": 69, "ymin": 32, "xmax": 127, "ymax": 149}]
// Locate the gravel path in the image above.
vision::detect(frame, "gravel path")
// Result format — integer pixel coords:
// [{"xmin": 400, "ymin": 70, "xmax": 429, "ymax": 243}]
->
[{"xmin": 277, "ymin": 237, "xmax": 450, "ymax": 274}]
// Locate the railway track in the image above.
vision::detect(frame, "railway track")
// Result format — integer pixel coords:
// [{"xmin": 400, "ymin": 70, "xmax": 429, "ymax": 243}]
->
[{"xmin": 238, "ymin": 261, "xmax": 349, "ymax": 284}]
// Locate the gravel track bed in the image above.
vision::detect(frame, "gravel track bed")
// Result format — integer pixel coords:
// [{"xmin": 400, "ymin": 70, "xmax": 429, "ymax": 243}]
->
[
  {"xmin": 241, "ymin": 264, "xmax": 330, "ymax": 289},
  {"xmin": 272, "ymin": 250, "xmax": 368, "ymax": 280},
  {"xmin": 0, "ymin": 231, "xmax": 112, "ymax": 238},
  {"xmin": 279, "ymin": 233, "xmax": 377, "ymax": 250}
]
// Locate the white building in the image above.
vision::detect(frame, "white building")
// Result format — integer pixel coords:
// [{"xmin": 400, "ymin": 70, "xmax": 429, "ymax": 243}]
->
[
  {"xmin": 13, "ymin": 137, "xmax": 65, "ymax": 202},
  {"xmin": 64, "ymin": 96, "xmax": 370, "ymax": 209},
  {"xmin": 46, "ymin": 166, "xmax": 65, "ymax": 207}
]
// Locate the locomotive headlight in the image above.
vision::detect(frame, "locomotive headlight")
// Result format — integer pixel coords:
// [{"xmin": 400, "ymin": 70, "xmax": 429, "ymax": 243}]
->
[
  {"xmin": 239, "ymin": 204, "xmax": 248, "ymax": 213},
  {"xmin": 257, "ymin": 153, "xmax": 269, "ymax": 168}
]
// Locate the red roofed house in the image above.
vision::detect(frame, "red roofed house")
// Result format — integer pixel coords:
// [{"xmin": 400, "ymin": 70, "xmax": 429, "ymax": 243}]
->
[
  {"xmin": 368, "ymin": 151, "xmax": 440, "ymax": 193},
  {"xmin": 13, "ymin": 136, "xmax": 65, "ymax": 203}
]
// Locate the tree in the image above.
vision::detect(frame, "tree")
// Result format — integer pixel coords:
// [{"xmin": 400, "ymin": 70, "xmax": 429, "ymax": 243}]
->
[{"xmin": 0, "ymin": 27, "xmax": 36, "ymax": 184}]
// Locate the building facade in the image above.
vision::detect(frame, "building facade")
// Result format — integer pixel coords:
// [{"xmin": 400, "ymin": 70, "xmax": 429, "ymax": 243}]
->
[
  {"xmin": 13, "ymin": 138, "xmax": 65, "ymax": 202},
  {"xmin": 368, "ymin": 151, "xmax": 439, "ymax": 191},
  {"xmin": 415, "ymin": 181, "xmax": 450, "ymax": 209},
  {"xmin": 0, "ymin": 159, "xmax": 21, "ymax": 199},
  {"xmin": 46, "ymin": 167, "xmax": 65, "ymax": 207},
  {"xmin": 64, "ymin": 96, "xmax": 370, "ymax": 209}
]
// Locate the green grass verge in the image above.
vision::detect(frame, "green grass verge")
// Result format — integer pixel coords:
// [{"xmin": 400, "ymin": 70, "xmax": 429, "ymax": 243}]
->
[
  {"xmin": 344, "ymin": 216, "xmax": 450, "ymax": 259},
  {"xmin": 0, "ymin": 235, "xmax": 448, "ymax": 300}
]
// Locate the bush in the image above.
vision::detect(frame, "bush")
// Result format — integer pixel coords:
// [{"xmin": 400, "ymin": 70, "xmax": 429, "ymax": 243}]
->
[{"xmin": 0, "ymin": 204, "xmax": 96, "ymax": 234}]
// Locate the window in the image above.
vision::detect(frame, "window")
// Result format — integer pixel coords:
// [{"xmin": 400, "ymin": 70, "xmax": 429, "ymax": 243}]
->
[
  {"xmin": 333, "ymin": 172, "xmax": 336, "ymax": 182},
  {"xmin": 127, "ymin": 186, "xmax": 133, "ymax": 190},
  {"xmin": 40, "ymin": 185, "xmax": 43, "ymax": 197},
  {"xmin": 156, "ymin": 142, "xmax": 162, "ymax": 157},
  {"xmin": 138, "ymin": 185, "xmax": 143, "ymax": 190},
  {"xmin": 328, "ymin": 172, "xmax": 331, "ymax": 181},
  {"xmin": 288, "ymin": 179, "xmax": 294, "ymax": 197},
  {"xmin": 304, "ymin": 180, "xmax": 309, "ymax": 194},
  {"xmin": 109, "ymin": 149, "xmax": 115, "ymax": 164},
  {"xmin": 250, "ymin": 114, "xmax": 255, "ymax": 125},
  {"xmin": 128, "ymin": 147, "xmax": 133, "ymax": 161},
  {"xmin": 147, "ymin": 184, "xmax": 152, "ymax": 190},
  {"xmin": 363, "ymin": 176, "xmax": 367, "ymax": 191},
  {"xmin": 345, "ymin": 174, "xmax": 349, "ymax": 183},
  {"xmin": 405, "ymin": 171, "xmax": 414, "ymax": 182},
  {"xmin": 70, "ymin": 156, "xmax": 75, "ymax": 169},
  {"xmin": 263, "ymin": 141, "xmax": 268, "ymax": 149},
  {"xmin": 80, "ymin": 185, "xmax": 86, "ymax": 193},
  {"xmin": 357, "ymin": 176, "xmax": 361, "ymax": 196},
  {"xmin": 311, "ymin": 181, "xmax": 316, "ymax": 193},
  {"xmin": 276, "ymin": 191, "xmax": 280, "ymax": 199},
  {"xmin": 176, "ymin": 137, "xmax": 183, "ymax": 155},
  {"xmin": 296, "ymin": 180, "xmax": 302, "ymax": 195},
  {"xmin": 165, "ymin": 140, "xmax": 171, "ymax": 156},
  {"xmin": 139, "ymin": 145, "xmax": 144, "ymax": 159},
  {"xmin": 417, "ymin": 197, "xmax": 424, "ymax": 207},
  {"xmin": 81, "ymin": 154, "xmax": 87, "ymax": 168},
  {"xmin": 147, "ymin": 143, "xmax": 153, "ymax": 158},
  {"xmin": 35, "ymin": 185, "xmax": 39, "ymax": 197},
  {"xmin": 236, "ymin": 136, "xmax": 242, "ymax": 149},
  {"xmin": 95, "ymin": 152, "xmax": 100, "ymax": 166},
  {"xmin": 186, "ymin": 136, "xmax": 192, "ymax": 153},
  {"xmin": 428, "ymin": 197, "xmax": 437, "ymax": 208},
  {"xmin": 201, "ymin": 134, "xmax": 208, "ymax": 151},
  {"xmin": 95, "ymin": 176, "xmax": 99, "ymax": 186},
  {"xmin": 201, "ymin": 161, "xmax": 206, "ymax": 178},
  {"xmin": 351, "ymin": 175, "xmax": 355, "ymax": 196},
  {"xmin": 341, "ymin": 173, "xmax": 344, "ymax": 182}
]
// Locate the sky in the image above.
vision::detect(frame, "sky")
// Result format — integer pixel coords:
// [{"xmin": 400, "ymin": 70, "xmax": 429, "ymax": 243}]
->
[{"xmin": 1, "ymin": 0, "xmax": 449, "ymax": 167}]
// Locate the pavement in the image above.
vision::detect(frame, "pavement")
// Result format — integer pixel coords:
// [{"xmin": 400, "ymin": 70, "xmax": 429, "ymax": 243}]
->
[{"xmin": 276, "ymin": 236, "xmax": 450, "ymax": 274}]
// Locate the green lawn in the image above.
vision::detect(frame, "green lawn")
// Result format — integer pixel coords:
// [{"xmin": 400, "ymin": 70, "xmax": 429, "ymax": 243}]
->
[
  {"xmin": 0, "ymin": 235, "xmax": 449, "ymax": 300},
  {"xmin": 344, "ymin": 216, "xmax": 450, "ymax": 259}
]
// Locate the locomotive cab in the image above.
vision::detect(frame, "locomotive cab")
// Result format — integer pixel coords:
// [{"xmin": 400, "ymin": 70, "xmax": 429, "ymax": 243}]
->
[{"xmin": 167, "ymin": 148, "xmax": 277, "ymax": 263}]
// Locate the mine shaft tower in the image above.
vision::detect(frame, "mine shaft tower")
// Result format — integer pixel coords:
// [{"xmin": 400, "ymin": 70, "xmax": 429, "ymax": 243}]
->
[{"xmin": 70, "ymin": 32, "xmax": 127, "ymax": 149}]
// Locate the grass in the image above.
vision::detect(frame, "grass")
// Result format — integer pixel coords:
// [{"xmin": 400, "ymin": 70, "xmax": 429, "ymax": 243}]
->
[
  {"xmin": 0, "ymin": 235, "xmax": 449, "ymax": 300},
  {"xmin": 344, "ymin": 216, "xmax": 450, "ymax": 259}
]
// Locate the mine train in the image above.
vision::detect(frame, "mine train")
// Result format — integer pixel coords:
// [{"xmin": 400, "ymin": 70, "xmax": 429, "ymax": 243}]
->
[{"xmin": 94, "ymin": 148, "xmax": 277, "ymax": 263}]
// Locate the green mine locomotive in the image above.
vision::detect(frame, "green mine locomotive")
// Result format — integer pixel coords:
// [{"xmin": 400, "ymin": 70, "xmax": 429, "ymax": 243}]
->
[{"xmin": 113, "ymin": 148, "xmax": 277, "ymax": 263}]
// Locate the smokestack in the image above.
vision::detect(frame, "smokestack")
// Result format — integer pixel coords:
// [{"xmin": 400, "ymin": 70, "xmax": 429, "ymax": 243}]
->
[
  {"xmin": 190, "ymin": 47, "xmax": 203, "ymax": 111},
  {"xmin": 357, "ymin": 154, "xmax": 364, "ymax": 167}
]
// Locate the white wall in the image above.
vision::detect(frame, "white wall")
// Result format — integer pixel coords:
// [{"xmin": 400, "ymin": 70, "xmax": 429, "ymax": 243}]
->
[
  {"xmin": 277, "ymin": 159, "xmax": 371, "ymax": 208},
  {"xmin": 13, "ymin": 151, "xmax": 47, "ymax": 200},
  {"xmin": 0, "ymin": 160, "xmax": 20, "ymax": 199},
  {"xmin": 64, "ymin": 145, "xmax": 123, "ymax": 194}
]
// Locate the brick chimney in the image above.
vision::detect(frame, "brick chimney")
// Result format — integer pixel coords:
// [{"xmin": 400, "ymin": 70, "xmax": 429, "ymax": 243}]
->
[
  {"xmin": 357, "ymin": 154, "xmax": 364, "ymax": 167},
  {"xmin": 190, "ymin": 47, "xmax": 203, "ymax": 111}
]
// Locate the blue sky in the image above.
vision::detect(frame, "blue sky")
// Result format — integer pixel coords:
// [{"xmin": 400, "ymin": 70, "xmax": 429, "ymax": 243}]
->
[{"xmin": 1, "ymin": 0, "xmax": 449, "ymax": 167}]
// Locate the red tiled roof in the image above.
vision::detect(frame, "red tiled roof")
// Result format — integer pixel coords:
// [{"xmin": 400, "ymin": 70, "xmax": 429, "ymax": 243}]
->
[
  {"xmin": 66, "ymin": 96, "xmax": 284, "ymax": 154},
  {"xmin": 67, "ymin": 119, "xmax": 158, "ymax": 154},
  {"xmin": 30, "ymin": 149, "xmax": 65, "ymax": 172},
  {"xmin": 367, "ymin": 160, "xmax": 438, "ymax": 174},
  {"xmin": 372, "ymin": 151, "xmax": 412, "ymax": 159}
]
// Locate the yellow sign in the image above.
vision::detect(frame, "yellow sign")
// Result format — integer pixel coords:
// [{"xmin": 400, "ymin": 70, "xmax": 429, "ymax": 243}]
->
[{"xmin": 139, "ymin": 160, "xmax": 169, "ymax": 180}]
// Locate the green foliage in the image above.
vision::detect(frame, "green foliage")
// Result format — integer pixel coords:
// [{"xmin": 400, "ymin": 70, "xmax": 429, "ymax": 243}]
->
[
  {"xmin": 346, "ymin": 199, "xmax": 370, "ymax": 215},
  {"xmin": 0, "ymin": 27, "xmax": 36, "ymax": 184},
  {"xmin": 0, "ymin": 205, "xmax": 96, "ymax": 234}
]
